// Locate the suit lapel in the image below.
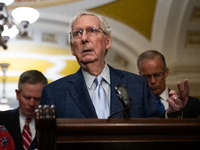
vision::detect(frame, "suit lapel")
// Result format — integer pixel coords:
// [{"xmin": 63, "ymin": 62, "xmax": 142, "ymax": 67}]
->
[
  {"xmin": 68, "ymin": 66, "xmax": 127, "ymax": 118},
  {"xmin": 8, "ymin": 108, "xmax": 24, "ymax": 149},
  {"xmin": 109, "ymin": 66, "xmax": 125, "ymax": 118},
  {"xmin": 68, "ymin": 69, "xmax": 97, "ymax": 118}
]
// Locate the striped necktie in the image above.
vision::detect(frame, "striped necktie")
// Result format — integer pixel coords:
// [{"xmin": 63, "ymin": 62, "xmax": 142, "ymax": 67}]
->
[
  {"xmin": 92, "ymin": 76, "xmax": 109, "ymax": 119},
  {"xmin": 22, "ymin": 118, "xmax": 32, "ymax": 150}
]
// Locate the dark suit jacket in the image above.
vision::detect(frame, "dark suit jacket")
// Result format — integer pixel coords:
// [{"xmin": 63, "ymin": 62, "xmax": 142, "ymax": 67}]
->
[
  {"xmin": 40, "ymin": 66, "xmax": 161, "ymax": 118},
  {"xmin": 0, "ymin": 108, "xmax": 24, "ymax": 150},
  {"xmin": 182, "ymin": 96, "xmax": 200, "ymax": 118}
]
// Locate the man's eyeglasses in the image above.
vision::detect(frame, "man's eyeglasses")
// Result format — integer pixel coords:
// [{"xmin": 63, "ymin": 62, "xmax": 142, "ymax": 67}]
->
[
  {"xmin": 142, "ymin": 72, "xmax": 164, "ymax": 81},
  {"xmin": 70, "ymin": 26, "xmax": 107, "ymax": 40}
]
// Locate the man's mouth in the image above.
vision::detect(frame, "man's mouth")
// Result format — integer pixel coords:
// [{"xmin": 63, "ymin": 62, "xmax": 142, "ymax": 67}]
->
[
  {"xmin": 26, "ymin": 109, "xmax": 35, "ymax": 112},
  {"xmin": 151, "ymin": 86, "xmax": 157, "ymax": 90},
  {"xmin": 83, "ymin": 49, "xmax": 92, "ymax": 52},
  {"xmin": 82, "ymin": 49, "xmax": 93, "ymax": 55}
]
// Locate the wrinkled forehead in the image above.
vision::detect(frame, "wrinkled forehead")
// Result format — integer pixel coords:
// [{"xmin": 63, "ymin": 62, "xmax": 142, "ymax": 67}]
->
[
  {"xmin": 140, "ymin": 58, "xmax": 164, "ymax": 72},
  {"xmin": 72, "ymin": 15, "xmax": 101, "ymax": 29},
  {"xmin": 141, "ymin": 57, "xmax": 164, "ymax": 68}
]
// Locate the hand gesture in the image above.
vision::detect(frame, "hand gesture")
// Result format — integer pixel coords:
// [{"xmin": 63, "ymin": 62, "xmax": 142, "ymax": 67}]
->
[{"xmin": 166, "ymin": 79, "xmax": 189, "ymax": 118}]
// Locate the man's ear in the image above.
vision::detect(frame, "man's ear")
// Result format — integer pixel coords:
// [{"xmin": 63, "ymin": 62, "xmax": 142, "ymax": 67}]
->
[
  {"xmin": 105, "ymin": 35, "xmax": 112, "ymax": 50},
  {"xmin": 15, "ymin": 89, "xmax": 20, "ymax": 101},
  {"xmin": 70, "ymin": 42, "xmax": 75, "ymax": 56},
  {"xmin": 165, "ymin": 68, "xmax": 169, "ymax": 79}
]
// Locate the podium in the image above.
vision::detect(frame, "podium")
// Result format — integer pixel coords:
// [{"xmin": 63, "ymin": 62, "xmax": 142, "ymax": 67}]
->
[{"xmin": 35, "ymin": 105, "xmax": 200, "ymax": 150}]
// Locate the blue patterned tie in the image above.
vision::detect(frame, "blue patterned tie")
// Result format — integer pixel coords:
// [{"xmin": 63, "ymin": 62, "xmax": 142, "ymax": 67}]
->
[
  {"xmin": 92, "ymin": 76, "xmax": 109, "ymax": 119},
  {"xmin": 156, "ymin": 96, "xmax": 165, "ymax": 114}
]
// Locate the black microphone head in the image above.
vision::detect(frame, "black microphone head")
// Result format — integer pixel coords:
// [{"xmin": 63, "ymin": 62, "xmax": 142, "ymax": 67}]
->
[{"xmin": 115, "ymin": 84, "xmax": 132, "ymax": 108}]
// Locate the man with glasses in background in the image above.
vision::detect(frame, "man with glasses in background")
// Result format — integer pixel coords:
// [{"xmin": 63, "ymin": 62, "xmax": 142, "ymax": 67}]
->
[{"xmin": 137, "ymin": 50, "xmax": 200, "ymax": 118}]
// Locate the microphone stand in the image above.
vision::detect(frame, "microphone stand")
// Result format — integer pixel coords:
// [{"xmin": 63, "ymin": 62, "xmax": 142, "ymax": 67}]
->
[{"xmin": 122, "ymin": 100, "xmax": 131, "ymax": 119}]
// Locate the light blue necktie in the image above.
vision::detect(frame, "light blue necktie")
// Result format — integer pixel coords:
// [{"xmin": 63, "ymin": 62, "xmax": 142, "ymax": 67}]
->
[
  {"xmin": 92, "ymin": 76, "xmax": 109, "ymax": 119},
  {"xmin": 156, "ymin": 96, "xmax": 165, "ymax": 114}
]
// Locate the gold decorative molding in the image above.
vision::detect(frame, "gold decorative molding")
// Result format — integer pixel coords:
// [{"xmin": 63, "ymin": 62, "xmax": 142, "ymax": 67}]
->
[
  {"xmin": 89, "ymin": 0, "xmax": 157, "ymax": 40},
  {"xmin": 186, "ymin": 30, "xmax": 200, "ymax": 46},
  {"xmin": 113, "ymin": 53, "xmax": 129, "ymax": 68},
  {"xmin": 190, "ymin": 7, "xmax": 200, "ymax": 21}
]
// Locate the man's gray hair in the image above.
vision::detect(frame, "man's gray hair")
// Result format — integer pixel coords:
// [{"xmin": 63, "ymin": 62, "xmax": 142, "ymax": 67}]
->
[
  {"xmin": 137, "ymin": 50, "xmax": 167, "ymax": 73},
  {"xmin": 68, "ymin": 12, "xmax": 111, "ymax": 43}
]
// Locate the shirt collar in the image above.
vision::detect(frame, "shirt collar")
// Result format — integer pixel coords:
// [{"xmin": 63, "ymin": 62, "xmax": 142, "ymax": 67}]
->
[
  {"xmin": 82, "ymin": 63, "xmax": 110, "ymax": 89},
  {"xmin": 159, "ymin": 87, "xmax": 169, "ymax": 101},
  {"xmin": 19, "ymin": 110, "xmax": 35, "ymax": 124}
]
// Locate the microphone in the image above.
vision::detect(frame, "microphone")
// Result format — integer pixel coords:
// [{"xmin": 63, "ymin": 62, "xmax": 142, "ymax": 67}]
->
[{"xmin": 108, "ymin": 84, "xmax": 132, "ymax": 119}]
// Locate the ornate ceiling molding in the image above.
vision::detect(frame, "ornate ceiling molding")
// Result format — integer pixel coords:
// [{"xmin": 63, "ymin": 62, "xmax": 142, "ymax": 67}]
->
[{"xmin": 8, "ymin": 0, "xmax": 82, "ymax": 9}]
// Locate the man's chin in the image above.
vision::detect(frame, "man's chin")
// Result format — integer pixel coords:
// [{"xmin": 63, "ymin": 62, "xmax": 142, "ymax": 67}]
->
[
  {"xmin": 152, "ymin": 89, "xmax": 159, "ymax": 96},
  {"xmin": 82, "ymin": 59, "xmax": 95, "ymax": 64},
  {"xmin": 26, "ymin": 113, "xmax": 35, "ymax": 118}
]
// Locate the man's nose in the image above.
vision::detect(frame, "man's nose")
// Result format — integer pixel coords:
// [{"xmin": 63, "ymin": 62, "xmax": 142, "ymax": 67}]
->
[
  {"xmin": 29, "ymin": 98, "xmax": 35, "ymax": 106},
  {"xmin": 149, "ymin": 75, "xmax": 156, "ymax": 84},
  {"xmin": 81, "ymin": 30, "xmax": 89, "ymax": 42}
]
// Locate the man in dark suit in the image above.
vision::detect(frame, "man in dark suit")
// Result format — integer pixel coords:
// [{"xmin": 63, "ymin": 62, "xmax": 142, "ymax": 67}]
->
[
  {"xmin": 137, "ymin": 50, "xmax": 200, "ymax": 118},
  {"xmin": 40, "ymin": 12, "xmax": 188, "ymax": 119},
  {"xmin": 0, "ymin": 70, "xmax": 48, "ymax": 150}
]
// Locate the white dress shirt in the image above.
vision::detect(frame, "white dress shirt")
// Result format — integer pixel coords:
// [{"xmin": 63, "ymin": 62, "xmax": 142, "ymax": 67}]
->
[
  {"xmin": 19, "ymin": 111, "xmax": 36, "ymax": 140},
  {"xmin": 159, "ymin": 87, "xmax": 169, "ymax": 110},
  {"xmin": 82, "ymin": 63, "xmax": 111, "ymax": 110}
]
